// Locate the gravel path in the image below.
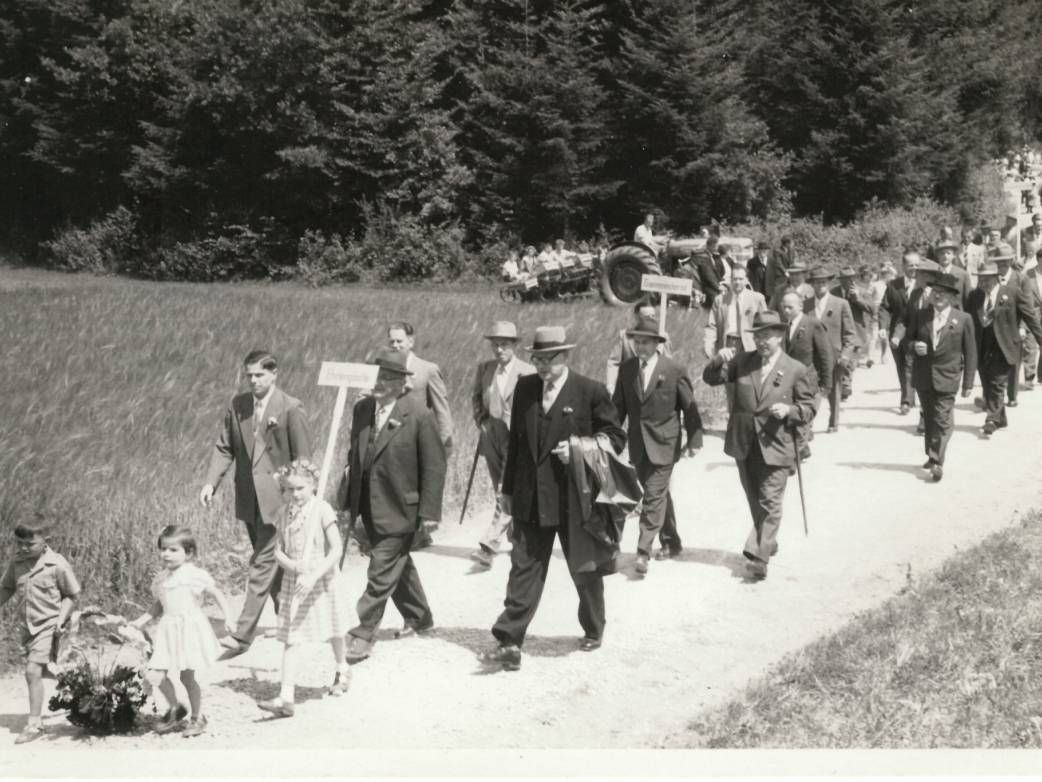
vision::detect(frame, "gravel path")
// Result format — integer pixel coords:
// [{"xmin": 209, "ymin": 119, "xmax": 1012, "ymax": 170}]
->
[{"xmin": 4, "ymin": 361, "xmax": 1042, "ymax": 773}]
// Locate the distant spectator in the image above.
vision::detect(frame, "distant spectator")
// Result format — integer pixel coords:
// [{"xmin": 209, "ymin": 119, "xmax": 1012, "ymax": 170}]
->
[
  {"xmin": 746, "ymin": 241, "xmax": 770, "ymax": 296},
  {"xmin": 766, "ymin": 235, "xmax": 795, "ymax": 294},
  {"xmin": 634, "ymin": 213, "xmax": 669, "ymax": 255},
  {"xmin": 519, "ymin": 245, "xmax": 539, "ymax": 275},
  {"xmin": 1021, "ymin": 213, "xmax": 1042, "ymax": 266}
]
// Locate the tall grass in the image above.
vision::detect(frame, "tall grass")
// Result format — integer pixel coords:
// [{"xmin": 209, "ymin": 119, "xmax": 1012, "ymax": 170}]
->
[{"xmin": 0, "ymin": 278, "xmax": 715, "ymax": 667}]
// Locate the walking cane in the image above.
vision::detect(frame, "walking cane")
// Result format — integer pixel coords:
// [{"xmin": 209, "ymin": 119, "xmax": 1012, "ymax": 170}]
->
[
  {"xmin": 459, "ymin": 441, "xmax": 482, "ymax": 524},
  {"xmin": 792, "ymin": 432, "xmax": 809, "ymax": 536}
]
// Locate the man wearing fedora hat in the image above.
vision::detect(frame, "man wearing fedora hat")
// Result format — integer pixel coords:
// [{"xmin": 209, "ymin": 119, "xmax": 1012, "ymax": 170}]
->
[
  {"xmin": 935, "ymin": 239, "xmax": 972, "ymax": 308},
  {"xmin": 341, "ymin": 348, "xmax": 446, "ymax": 661},
  {"xmin": 468, "ymin": 322, "xmax": 536, "ymax": 567},
  {"xmin": 606, "ymin": 300, "xmax": 673, "ymax": 394},
  {"xmin": 990, "ymin": 244, "xmax": 1034, "ymax": 406},
  {"xmin": 967, "ymin": 262, "xmax": 1042, "ymax": 436},
  {"xmin": 832, "ymin": 266, "xmax": 874, "ymax": 374},
  {"xmin": 891, "ymin": 257, "xmax": 941, "ymax": 430},
  {"xmin": 766, "ymin": 236, "xmax": 796, "ymax": 295},
  {"xmin": 485, "ymin": 326, "xmax": 625, "ymax": 670},
  {"xmin": 613, "ymin": 316, "xmax": 703, "ymax": 574},
  {"xmin": 768, "ymin": 263, "xmax": 813, "ymax": 312},
  {"xmin": 747, "ymin": 242, "xmax": 770, "ymax": 296},
  {"xmin": 703, "ymin": 311, "xmax": 817, "ymax": 580},
  {"xmin": 906, "ymin": 274, "xmax": 976, "ymax": 482},
  {"xmin": 805, "ymin": 266, "xmax": 857, "ymax": 433}
]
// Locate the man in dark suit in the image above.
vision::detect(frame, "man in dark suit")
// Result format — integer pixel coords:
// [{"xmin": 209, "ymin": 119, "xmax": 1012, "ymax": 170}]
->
[
  {"xmin": 485, "ymin": 327, "xmax": 625, "ymax": 671},
  {"xmin": 703, "ymin": 311, "xmax": 817, "ymax": 580},
  {"xmin": 967, "ymin": 262, "xmax": 1042, "ymax": 435},
  {"xmin": 909, "ymin": 274, "xmax": 977, "ymax": 482},
  {"xmin": 690, "ymin": 235, "xmax": 729, "ymax": 309},
  {"xmin": 201, "ymin": 349, "xmax": 312, "ymax": 655},
  {"xmin": 747, "ymin": 242, "xmax": 770, "ymax": 296},
  {"xmin": 880, "ymin": 251, "xmax": 920, "ymax": 414},
  {"xmin": 612, "ymin": 317, "xmax": 703, "ymax": 575},
  {"xmin": 342, "ymin": 348, "xmax": 446, "ymax": 661},
  {"xmin": 780, "ymin": 291, "xmax": 832, "ymax": 458},
  {"xmin": 805, "ymin": 267, "xmax": 858, "ymax": 433},
  {"xmin": 768, "ymin": 263, "xmax": 813, "ymax": 311},
  {"xmin": 935, "ymin": 239, "xmax": 973, "ymax": 308},
  {"xmin": 992, "ymin": 245, "xmax": 1034, "ymax": 406}
]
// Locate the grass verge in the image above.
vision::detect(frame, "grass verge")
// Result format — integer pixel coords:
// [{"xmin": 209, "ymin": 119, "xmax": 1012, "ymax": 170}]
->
[{"xmin": 673, "ymin": 511, "xmax": 1042, "ymax": 748}]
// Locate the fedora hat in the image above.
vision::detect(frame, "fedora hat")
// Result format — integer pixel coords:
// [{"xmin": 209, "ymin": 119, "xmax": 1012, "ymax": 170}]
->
[
  {"xmin": 625, "ymin": 316, "xmax": 666, "ymax": 342},
  {"xmin": 527, "ymin": 325, "xmax": 575, "ymax": 353},
  {"xmin": 916, "ymin": 258, "xmax": 940, "ymax": 274},
  {"xmin": 931, "ymin": 272, "xmax": 961, "ymax": 295},
  {"xmin": 370, "ymin": 347, "xmax": 413, "ymax": 375},
  {"xmin": 745, "ymin": 310, "xmax": 788, "ymax": 332},
  {"xmin": 976, "ymin": 262, "xmax": 999, "ymax": 277},
  {"xmin": 484, "ymin": 320, "xmax": 519, "ymax": 341},
  {"xmin": 807, "ymin": 266, "xmax": 834, "ymax": 281},
  {"xmin": 786, "ymin": 263, "xmax": 808, "ymax": 275},
  {"xmin": 988, "ymin": 243, "xmax": 1016, "ymax": 262},
  {"xmin": 935, "ymin": 239, "xmax": 959, "ymax": 252},
  {"xmin": 838, "ymin": 266, "xmax": 857, "ymax": 278}
]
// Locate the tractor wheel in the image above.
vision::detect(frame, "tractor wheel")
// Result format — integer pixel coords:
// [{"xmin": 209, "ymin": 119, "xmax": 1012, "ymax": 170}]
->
[{"xmin": 599, "ymin": 245, "xmax": 662, "ymax": 306}]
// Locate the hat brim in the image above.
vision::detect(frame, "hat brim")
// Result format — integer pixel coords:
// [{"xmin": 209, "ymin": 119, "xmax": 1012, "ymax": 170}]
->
[
  {"xmin": 745, "ymin": 323, "xmax": 788, "ymax": 332},
  {"xmin": 484, "ymin": 334, "xmax": 519, "ymax": 341},
  {"xmin": 527, "ymin": 343, "xmax": 575, "ymax": 354},
  {"xmin": 372, "ymin": 362, "xmax": 413, "ymax": 376},
  {"xmin": 931, "ymin": 283, "xmax": 960, "ymax": 295},
  {"xmin": 990, "ymin": 253, "xmax": 1015, "ymax": 262},
  {"xmin": 624, "ymin": 329, "xmax": 666, "ymax": 342}
]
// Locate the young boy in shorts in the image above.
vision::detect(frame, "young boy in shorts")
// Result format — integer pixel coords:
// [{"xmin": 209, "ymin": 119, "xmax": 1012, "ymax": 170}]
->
[{"xmin": 0, "ymin": 517, "xmax": 81, "ymax": 744}]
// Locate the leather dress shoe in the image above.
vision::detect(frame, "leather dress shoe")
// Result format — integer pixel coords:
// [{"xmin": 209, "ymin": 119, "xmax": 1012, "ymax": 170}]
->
[
  {"xmin": 395, "ymin": 623, "xmax": 434, "ymax": 639},
  {"xmin": 257, "ymin": 698, "xmax": 295, "ymax": 718},
  {"xmin": 634, "ymin": 554, "xmax": 649, "ymax": 575},
  {"xmin": 219, "ymin": 636, "xmax": 250, "ymax": 656},
  {"xmin": 899, "ymin": 403, "xmax": 911, "ymax": 415},
  {"xmin": 744, "ymin": 560, "xmax": 767, "ymax": 580},
  {"xmin": 345, "ymin": 634, "xmax": 374, "ymax": 661},
  {"xmin": 579, "ymin": 637, "xmax": 602, "ymax": 652},
  {"xmin": 826, "ymin": 425, "xmax": 838, "ymax": 433},
  {"xmin": 480, "ymin": 644, "xmax": 521, "ymax": 671},
  {"xmin": 1007, "ymin": 399, "xmax": 1018, "ymax": 407},
  {"xmin": 654, "ymin": 547, "xmax": 681, "ymax": 561},
  {"xmin": 469, "ymin": 547, "xmax": 494, "ymax": 568},
  {"xmin": 930, "ymin": 464, "xmax": 943, "ymax": 482},
  {"xmin": 922, "ymin": 459, "xmax": 934, "ymax": 469},
  {"xmin": 982, "ymin": 422, "xmax": 996, "ymax": 436}
]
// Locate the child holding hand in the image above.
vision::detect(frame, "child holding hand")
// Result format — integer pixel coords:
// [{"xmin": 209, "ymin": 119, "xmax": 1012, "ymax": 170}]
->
[
  {"xmin": 258, "ymin": 459, "xmax": 350, "ymax": 718},
  {"xmin": 129, "ymin": 526, "xmax": 232, "ymax": 737}
]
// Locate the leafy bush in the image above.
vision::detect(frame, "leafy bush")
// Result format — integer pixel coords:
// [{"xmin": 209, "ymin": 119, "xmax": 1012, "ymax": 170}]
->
[
  {"xmin": 41, "ymin": 208, "xmax": 140, "ymax": 274},
  {"xmin": 148, "ymin": 225, "xmax": 285, "ymax": 282}
]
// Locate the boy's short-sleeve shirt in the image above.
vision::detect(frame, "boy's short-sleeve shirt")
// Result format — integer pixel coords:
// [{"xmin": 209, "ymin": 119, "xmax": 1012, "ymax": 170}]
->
[{"xmin": 1, "ymin": 548, "xmax": 81, "ymax": 634}]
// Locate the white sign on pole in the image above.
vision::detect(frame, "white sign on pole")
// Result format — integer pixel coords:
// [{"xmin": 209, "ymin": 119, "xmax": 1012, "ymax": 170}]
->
[
  {"xmin": 315, "ymin": 362, "xmax": 378, "ymax": 500},
  {"xmin": 641, "ymin": 274, "xmax": 693, "ymax": 297}
]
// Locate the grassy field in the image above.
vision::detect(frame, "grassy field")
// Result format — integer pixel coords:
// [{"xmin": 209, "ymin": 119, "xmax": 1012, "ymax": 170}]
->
[
  {"xmin": 674, "ymin": 510, "xmax": 1042, "ymax": 748},
  {"xmin": 0, "ymin": 270, "xmax": 720, "ymax": 668}
]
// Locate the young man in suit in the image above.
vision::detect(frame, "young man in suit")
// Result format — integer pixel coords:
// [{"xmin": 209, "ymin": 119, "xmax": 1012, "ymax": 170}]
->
[
  {"xmin": 485, "ymin": 327, "xmax": 625, "ymax": 671},
  {"xmin": 342, "ymin": 349, "xmax": 446, "ymax": 661},
  {"xmin": 612, "ymin": 317, "xmax": 703, "ymax": 575},
  {"xmin": 201, "ymin": 350, "xmax": 312, "ymax": 655},
  {"xmin": 909, "ymin": 274, "xmax": 977, "ymax": 482},
  {"xmin": 991, "ymin": 246, "xmax": 1035, "ymax": 405},
  {"xmin": 935, "ymin": 239, "xmax": 973, "ymax": 308},
  {"xmin": 880, "ymin": 251, "xmax": 920, "ymax": 414},
  {"xmin": 702, "ymin": 311, "xmax": 817, "ymax": 581},
  {"xmin": 967, "ymin": 262, "xmax": 1042, "ymax": 435},
  {"xmin": 780, "ymin": 292, "xmax": 833, "ymax": 459},
  {"xmin": 746, "ymin": 242, "xmax": 770, "ymax": 296},
  {"xmin": 703, "ymin": 266, "xmax": 768, "ymax": 359},
  {"xmin": 768, "ymin": 263, "xmax": 813, "ymax": 311},
  {"xmin": 387, "ymin": 321, "xmax": 453, "ymax": 549},
  {"xmin": 690, "ymin": 235, "xmax": 729, "ymax": 309},
  {"xmin": 605, "ymin": 300, "xmax": 673, "ymax": 394},
  {"xmin": 469, "ymin": 321, "xmax": 536, "ymax": 567},
  {"xmin": 832, "ymin": 267, "xmax": 876, "ymax": 372},
  {"xmin": 805, "ymin": 267, "xmax": 858, "ymax": 433}
]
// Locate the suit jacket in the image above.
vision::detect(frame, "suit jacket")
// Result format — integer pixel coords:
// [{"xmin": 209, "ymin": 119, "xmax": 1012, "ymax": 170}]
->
[
  {"xmin": 768, "ymin": 281, "xmax": 813, "ymax": 312},
  {"xmin": 783, "ymin": 313, "xmax": 833, "ymax": 390},
  {"xmin": 880, "ymin": 276, "xmax": 913, "ymax": 337},
  {"xmin": 605, "ymin": 329, "xmax": 673, "ymax": 393},
  {"xmin": 690, "ymin": 252, "xmax": 729, "ymax": 309},
  {"xmin": 205, "ymin": 387, "xmax": 312, "ymax": 526},
  {"xmin": 344, "ymin": 394, "xmax": 446, "ymax": 536},
  {"xmin": 405, "ymin": 353, "xmax": 454, "ymax": 447},
  {"xmin": 804, "ymin": 294, "xmax": 858, "ymax": 361},
  {"xmin": 612, "ymin": 355, "xmax": 703, "ymax": 466},
  {"xmin": 502, "ymin": 371, "xmax": 625, "ymax": 528},
  {"xmin": 747, "ymin": 256, "xmax": 769, "ymax": 296},
  {"xmin": 967, "ymin": 284, "xmax": 1042, "ymax": 366},
  {"xmin": 910, "ymin": 306, "xmax": 977, "ymax": 394},
  {"xmin": 471, "ymin": 357, "xmax": 535, "ymax": 430},
  {"xmin": 703, "ymin": 288, "xmax": 767, "ymax": 357},
  {"xmin": 702, "ymin": 351, "xmax": 816, "ymax": 467},
  {"xmin": 935, "ymin": 264, "xmax": 972, "ymax": 309}
]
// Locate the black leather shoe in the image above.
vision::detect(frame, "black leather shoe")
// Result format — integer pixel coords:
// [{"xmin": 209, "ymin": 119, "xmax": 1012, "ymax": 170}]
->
[
  {"xmin": 826, "ymin": 425, "xmax": 838, "ymax": 433},
  {"xmin": 1007, "ymin": 399, "xmax": 1018, "ymax": 407},
  {"xmin": 930, "ymin": 464, "xmax": 943, "ymax": 482},
  {"xmin": 345, "ymin": 634, "xmax": 374, "ymax": 662},
  {"xmin": 579, "ymin": 637, "xmax": 602, "ymax": 652},
  {"xmin": 634, "ymin": 554, "xmax": 649, "ymax": 575},
  {"xmin": 982, "ymin": 422, "xmax": 996, "ymax": 436},
  {"xmin": 480, "ymin": 644, "xmax": 521, "ymax": 671},
  {"xmin": 922, "ymin": 459, "xmax": 934, "ymax": 469},
  {"xmin": 395, "ymin": 623, "xmax": 434, "ymax": 639},
  {"xmin": 654, "ymin": 547, "xmax": 681, "ymax": 561},
  {"xmin": 899, "ymin": 403, "xmax": 911, "ymax": 415}
]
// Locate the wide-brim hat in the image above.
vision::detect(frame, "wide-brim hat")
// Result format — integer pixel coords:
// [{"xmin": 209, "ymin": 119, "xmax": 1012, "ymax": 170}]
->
[
  {"xmin": 745, "ymin": 310, "xmax": 788, "ymax": 332},
  {"xmin": 931, "ymin": 272, "xmax": 961, "ymax": 295},
  {"xmin": 988, "ymin": 243, "xmax": 1016, "ymax": 262},
  {"xmin": 484, "ymin": 320, "xmax": 519, "ymax": 341},
  {"xmin": 786, "ymin": 263, "xmax": 808, "ymax": 275},
  {"xmin": 838, "ymin": 266, "xmax": 857, "ymax": 278},
  {"xmin": 916, "ymin": 259, "xmax": 940, "ymax": 274},
  {"xmin": 370, "ymin": 347, "xmax": 413, "ymax": 375},
  {"xmin": 807, "ymin": 266, "xmax": 834, "ymax": 281},
  {"xmin": 976, "ymin": 262, "xmax": 999, "ymax": 277},
  {"xmin": 625, "ymin": 316, "xmax": 666, "ymax": 342},
  {"xmin": 935, "ymin": 239, "xmax": 959, "ymax": 252},
  {"xmin": 527, "ymin": 325, "xmax": 575, "ymax": 353}
]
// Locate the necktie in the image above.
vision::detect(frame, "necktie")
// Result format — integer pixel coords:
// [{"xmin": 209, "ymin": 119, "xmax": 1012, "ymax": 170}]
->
[
  {"xmin": 542, "ymin": 381, "xmax": 555, "ymax": 413},
  {"xmin": 639, "ymin": 359, "xmax": 649, "ymax": 395},
  {"xmin": 733, "ymin": 292, "xmax": 742, "ymax": 335}
]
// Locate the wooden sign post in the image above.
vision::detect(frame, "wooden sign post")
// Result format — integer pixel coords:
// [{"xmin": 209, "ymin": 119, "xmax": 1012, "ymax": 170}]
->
[
  {"xmin": 641, "ymin": 274, "xmax": 694, "ymax": 334},
  {"xmin": 315, "ymin": 361, "xmax": 379, "ymax": 500}
]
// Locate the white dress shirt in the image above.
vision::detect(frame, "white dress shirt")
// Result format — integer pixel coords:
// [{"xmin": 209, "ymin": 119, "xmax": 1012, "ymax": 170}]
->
[
  {"xmin": 814, "ymin": 294, "xmax": 829, "ymax": 320},
  {"xmin": 252, "ymin": 387, "xmax": 274, "ymax": 434},
  {"xmin": 932, "ymin": 306, "xmax": 952, "ymax": 345},
  {"xmin": 639, "ymin": 353, "xmax": 658, "ymax": 393},
  {"xmin": 494, "ymin": 358, "xmax": 514, "ymax": 399},
  {"xmin": 542, "ymin": 368, "xmax": 568, "ymax": 413},
  {"xmin": 760, "ymin": 350, "xmax": 781, "ymax": 386},
  {"xmin": 788, "ymin": 313, "xmax": 803, "ymax": 341}
]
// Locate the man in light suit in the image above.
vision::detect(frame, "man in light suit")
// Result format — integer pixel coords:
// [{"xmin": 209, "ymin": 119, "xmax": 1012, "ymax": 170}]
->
[
  {"xmin": 908, "ymin": 274, "xmax": 977, "ymax": 482},
  {"xmin": 703, "ymin": 265, "xmax": 768, "ymax": 359},
  {"xmin": 484, "ymin": 326, "xmax": 625, "ymax": 671},
  {"xmin": 200, "ymin": 350, "xmax": 312, "ymax": 655},
  {"xmin": 967, "ymin": 259, "xmax": 1042, "ymax": 435},
  {"xmin": 387, "ymin": 321, "xmax": 453, "ymax": 549},
  {"xmin": 613, "ymin": 317, "xmax": 703, "ymax": 574},
  {"xmin": 702, "ymin": 312, "xmax": 817, "ymax": 580},
  {"xmin": 469, "ymin": 321, "xmax": 535, "ymax": 567},
  {"xmin": 805, "ymin": 267, "xmax": 858, "ymax": 433},
  {"xmin": 342, "ymin": 348, "xmax": 446, "ymax": 661}
]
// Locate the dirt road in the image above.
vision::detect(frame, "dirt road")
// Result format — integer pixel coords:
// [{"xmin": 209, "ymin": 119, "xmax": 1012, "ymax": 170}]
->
[{"xmin": 4, "ymin": 360, "xmax": 1042, "ymax": 773}]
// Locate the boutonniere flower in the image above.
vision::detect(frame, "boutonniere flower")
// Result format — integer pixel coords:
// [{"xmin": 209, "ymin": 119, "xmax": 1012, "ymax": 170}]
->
[
  {"xmin": 387, "ymin": 418, "xmax": 401, "ymax": 430},
  {"xmin": 827, "ymin": 310, "xmax": 833, "ymax": 317},
  {"xmin": 266, "ymin": 416, "xmax": 278, "ymax": 429},
  {"xmin": 1000, "ymin": 294, "xmax": 1009, "ymax": 304},
  {"xmin": 773, "ymin": 371, "xmax": 784, "ymax": 387},
  {"xmin": 562, "ymin": 406, "xmax": 573, "ymax": 415},
  {"xmin": 655, "ymin": 374, "xmax": 665, "ymax": 387}
]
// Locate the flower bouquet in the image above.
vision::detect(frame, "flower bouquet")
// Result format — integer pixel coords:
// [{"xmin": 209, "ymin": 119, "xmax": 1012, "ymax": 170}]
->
[{"xmin": 47, "ymin": 608, "xmax": 152, "ymax": 734}]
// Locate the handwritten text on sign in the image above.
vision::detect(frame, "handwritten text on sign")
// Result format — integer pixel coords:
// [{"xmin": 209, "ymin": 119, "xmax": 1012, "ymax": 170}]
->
[
  {"xmin": 641, "ymin": 274, "xmax": 692, "ymax": 297},
  {"xmin": 317, "ymin": 362, "xmax": 379, "ymax": 389}
]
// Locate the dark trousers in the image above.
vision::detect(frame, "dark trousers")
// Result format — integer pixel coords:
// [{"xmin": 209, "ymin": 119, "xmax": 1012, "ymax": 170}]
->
[
  {"xmin": 350, "ymin": 527, "xmax": 432, "ymax": 641},
  {"xmin": 980, "ymin": 333, "xmax": 1011, "ymax": 427},
  {"xmin": 234, "ymin": 508, "xmax": 283, "ymax": 645},
  {"xmin": 1008, "ymin": 359, "xmax": 1022, "ymax": 403},
  {"xmin": 918, "ymin": 386, "xmax": 956, "ymax": 465},
  {"xmin": 633, "ymin": 456, "xmax": 676, "ymax": 557},
  {"xmin": 658, "ymin": 493, "xmax": 683, "ymax": 552},
  {"xmin": 491, "ymin": 520, "xmax": 605, "ymax": 647},
  {"xmin": 826, "ymin": 360, "xmax": 846, "ymax": 427},
  {"xmin": 900, "ymin": 343, "xmax": 919, "ymax": 409},
  {"xmin": 735, "ymin": 440, "xmax": 789, "ymax": 565}
]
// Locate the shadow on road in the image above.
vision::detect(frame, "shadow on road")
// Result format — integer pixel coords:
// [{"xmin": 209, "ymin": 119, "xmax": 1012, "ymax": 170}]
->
[
  {"xmin": 433, "ymin": 625, "xmax": 583, "ymax": 661},
  {"xmin": 219, "ymin": 676, "xmax": 327, "ymax": 704},
  {"xmin": 834, "ymin": 461, "xmax": 932, "ymax": 479},
  {"xmin": 673, "ymin": 548, "xmax": 749, "ymax": 577}
]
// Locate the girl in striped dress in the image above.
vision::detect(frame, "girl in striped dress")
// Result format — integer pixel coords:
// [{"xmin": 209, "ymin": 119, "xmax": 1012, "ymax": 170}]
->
[{"xmin": 257, "ymin": 459, "xmax": 350, "ymax": 718}]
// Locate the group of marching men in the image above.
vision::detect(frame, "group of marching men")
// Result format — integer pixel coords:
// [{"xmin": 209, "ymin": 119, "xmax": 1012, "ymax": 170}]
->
[{"xmin": 201, "ymin": 234, "xmax": 1042, "ymax": 672}]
